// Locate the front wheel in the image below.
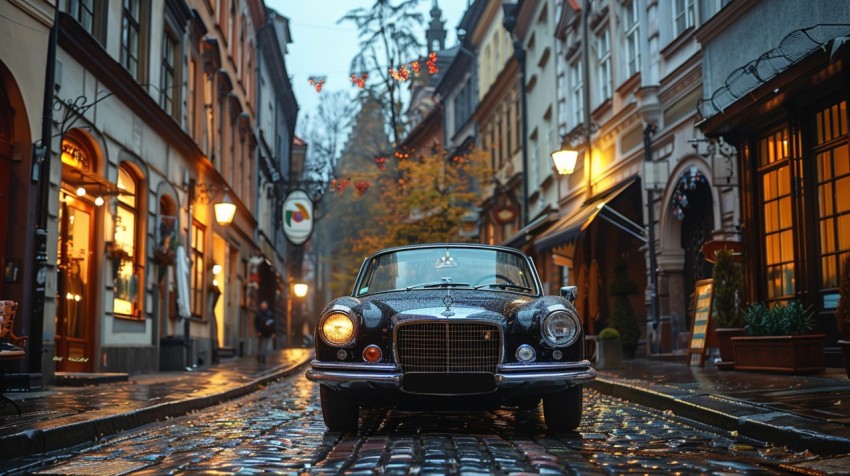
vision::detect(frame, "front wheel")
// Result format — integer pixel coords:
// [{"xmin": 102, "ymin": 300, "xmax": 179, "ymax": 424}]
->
[
  {"xmin": 319, "ymin": 385, "xmax": 359, "ymax": 432},
  {"xmin": 543, "ymin": 385, "xmax": 583, "ymax": 433}
]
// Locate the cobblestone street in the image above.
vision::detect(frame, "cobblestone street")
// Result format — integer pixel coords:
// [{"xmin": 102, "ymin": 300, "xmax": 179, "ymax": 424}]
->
[{"xmin": 6, "ymin": 369, "xmax": 824, "ymax": 475}]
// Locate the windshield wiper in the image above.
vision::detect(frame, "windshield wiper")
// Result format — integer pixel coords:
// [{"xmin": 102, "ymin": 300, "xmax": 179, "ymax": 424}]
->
[
  {"xmin": 406, "ymin": 281, "xmax": 471, "ymax": 291},
  {"xmin": 474, "ymin": 283, "xmax": 533, "ymax": 292}
]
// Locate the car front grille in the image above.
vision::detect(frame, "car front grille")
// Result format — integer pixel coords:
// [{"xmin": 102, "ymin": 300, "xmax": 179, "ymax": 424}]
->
[{"xmin": 395, "ymin": 321, "xmax": 502, "ymax": 374}]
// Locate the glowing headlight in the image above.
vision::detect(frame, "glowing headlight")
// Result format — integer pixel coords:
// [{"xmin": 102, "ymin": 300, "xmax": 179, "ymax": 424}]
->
[
  {"xmin": 541, "ymin": 310, "xmax": 580, "ymax": 347},
  {"xmin": 320, "ymin": 312, "xmax": 356, "ymax": 347}
]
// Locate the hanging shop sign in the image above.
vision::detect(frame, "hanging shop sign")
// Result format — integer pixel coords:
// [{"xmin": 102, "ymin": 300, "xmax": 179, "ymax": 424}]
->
[{"xmin": 282, "ymin": 190, "xmax": 314, "ymax": 246}]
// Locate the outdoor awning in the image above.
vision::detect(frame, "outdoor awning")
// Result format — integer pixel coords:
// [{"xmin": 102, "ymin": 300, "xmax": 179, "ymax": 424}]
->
[
  {"xmin": 501, "ymin": 209, "xmax": 557, "ymax": 249},
  {"xmin": 535, "ymin": 178, "xmax": 641, "ymax": 250},
  {"xmin": 62, "ymin": 164, "xmax": 128, "ymax": 197}
]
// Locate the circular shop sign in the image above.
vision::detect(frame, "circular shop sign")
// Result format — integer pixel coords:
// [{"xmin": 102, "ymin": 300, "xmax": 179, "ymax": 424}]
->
[{"xmin": 282, "ymin": 190, "xmax": 314, "ymax": 245}]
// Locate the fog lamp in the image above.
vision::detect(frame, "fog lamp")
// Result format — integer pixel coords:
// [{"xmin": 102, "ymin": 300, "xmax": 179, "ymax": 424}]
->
[{"xmin": 516, "ymin": 344, "xmax": 536, "ymax": 363}]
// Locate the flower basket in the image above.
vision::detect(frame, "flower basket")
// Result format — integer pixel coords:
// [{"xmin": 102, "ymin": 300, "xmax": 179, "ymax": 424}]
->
[{"xmin": 153, "ymin": 247, "xmax": 176, "ymax": 267}]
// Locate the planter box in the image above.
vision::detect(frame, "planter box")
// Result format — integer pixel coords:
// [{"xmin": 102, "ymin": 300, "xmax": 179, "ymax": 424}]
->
[{"xmin": 731, "ymin": 334, "xmax": 825, "ymax": 374}]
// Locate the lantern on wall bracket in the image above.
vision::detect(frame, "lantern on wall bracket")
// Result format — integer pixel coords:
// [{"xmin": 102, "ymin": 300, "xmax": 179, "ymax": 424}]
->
[
  {"xmin": 551, "ymin": 123, "xmax": 599, "ymax": 175},
  {"xmin": 189, "ymin": 178, "xmax": 236, "ymax": 226}
]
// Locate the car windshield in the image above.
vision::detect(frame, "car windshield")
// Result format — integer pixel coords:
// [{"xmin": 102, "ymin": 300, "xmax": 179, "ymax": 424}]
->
[{"xmin": 355, "ymin": 247, "xmax": 538, "ymax": 296}]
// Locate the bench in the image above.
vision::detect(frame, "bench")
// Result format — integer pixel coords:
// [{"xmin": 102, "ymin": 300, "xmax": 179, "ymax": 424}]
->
[{"xmin": 0, "ymin": 300, "xmax": 27, "ymax": 415}]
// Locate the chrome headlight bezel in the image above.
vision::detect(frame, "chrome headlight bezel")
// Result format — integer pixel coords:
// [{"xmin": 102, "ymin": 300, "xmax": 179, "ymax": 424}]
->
[
  {"xmin": 541, "ymin": 309, "xmax": 580, "ymax": 347},
  {"xmin": 319, "ymin": 310, "xmax": 357, "ymax": 347}
]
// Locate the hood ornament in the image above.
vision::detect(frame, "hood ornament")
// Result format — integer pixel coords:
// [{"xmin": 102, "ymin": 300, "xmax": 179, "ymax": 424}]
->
[
  {"xmin": 441, "ymin": 277, "xmax": 455, "ymax": 317},
  {"xmin": 441, "ymin": 294, "xmax": 454, "ymax": 317}
]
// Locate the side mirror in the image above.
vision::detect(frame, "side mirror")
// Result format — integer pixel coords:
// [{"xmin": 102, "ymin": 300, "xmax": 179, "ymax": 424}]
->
[{"xmin": 560, "ymin": 285, "xmax": 577, "ymax": 303}]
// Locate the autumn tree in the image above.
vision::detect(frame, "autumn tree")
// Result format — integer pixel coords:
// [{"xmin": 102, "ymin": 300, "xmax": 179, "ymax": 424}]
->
[{"xmin": 350, "ymin": 147, "xmax": 491, "ymax": 258}]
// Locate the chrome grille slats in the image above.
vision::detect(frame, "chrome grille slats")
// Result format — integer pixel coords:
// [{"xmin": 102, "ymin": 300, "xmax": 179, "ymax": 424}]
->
[{"xmin": 395, "ymin": 321, "xmax": 501, "ymax": 373}]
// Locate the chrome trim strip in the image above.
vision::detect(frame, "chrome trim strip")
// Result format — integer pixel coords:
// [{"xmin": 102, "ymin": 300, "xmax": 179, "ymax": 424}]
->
[
  {"xmin": 495, "ymin": 368, "xmax": 597, "ymax": 386},
  {"xmin": 306, "ymin": 369, "xmax": 401, "ymax": 386},
  {"xmin": 497, "ymin": 360, "xmax": 594, "ymax": 372},
  {"xmin": 310, "ymin": 360, "xmax": 399, "ymax": 372}
]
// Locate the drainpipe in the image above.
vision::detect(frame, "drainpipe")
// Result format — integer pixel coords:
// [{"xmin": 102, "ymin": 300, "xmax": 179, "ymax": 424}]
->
[
  {"xmin": 29, "ymin": 4, "xmax": 60, "ymax": 375},
  {"xmin": 503, "ymin": 1, "xmax": 529, "ymax": 227},
  {"xmin": 644, "ymin": 123, "xmax": 660, "ymax": 332}
]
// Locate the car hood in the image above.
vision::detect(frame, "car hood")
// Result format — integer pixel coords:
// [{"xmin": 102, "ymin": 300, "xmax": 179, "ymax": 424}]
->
[{"xmin": 328, "ymin": 290, "xmax": 552, "ymax": 332}]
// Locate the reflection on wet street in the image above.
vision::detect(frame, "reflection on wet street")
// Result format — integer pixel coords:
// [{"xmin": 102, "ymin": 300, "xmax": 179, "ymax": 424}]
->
[{"xmin": 7, "ymin": 369, "xmax": 831, "ymax": 475}]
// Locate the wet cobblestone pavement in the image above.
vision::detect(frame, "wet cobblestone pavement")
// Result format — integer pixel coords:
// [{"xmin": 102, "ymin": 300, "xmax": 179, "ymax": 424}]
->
[{"xmin": 7, "ymin": 368, "xmax": 843, "ymax": 475}]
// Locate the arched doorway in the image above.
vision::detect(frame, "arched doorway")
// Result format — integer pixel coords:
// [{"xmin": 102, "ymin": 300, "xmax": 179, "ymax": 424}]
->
[
  {"xmin": 56, "ymin": 131, "xmax": 104, "ymax": 372},
  {"xmin": 671, "ymin": 166, "xmax": 714, "ymax": 316}
]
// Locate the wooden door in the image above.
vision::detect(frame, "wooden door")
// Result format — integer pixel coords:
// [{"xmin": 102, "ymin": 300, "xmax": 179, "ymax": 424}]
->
[{"xmin": 56, "ymin": 191, "xmax": 95, "ymax": 372}]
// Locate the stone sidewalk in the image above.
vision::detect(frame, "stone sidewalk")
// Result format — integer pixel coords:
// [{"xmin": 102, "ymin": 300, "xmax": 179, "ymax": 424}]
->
[
  {"xmin": 590, "ymin": 359, "xmax": 850, "ymax": 456},
  {"xmin": 0, "ymin": 348, "xmax": 313, "ymax": 460}
]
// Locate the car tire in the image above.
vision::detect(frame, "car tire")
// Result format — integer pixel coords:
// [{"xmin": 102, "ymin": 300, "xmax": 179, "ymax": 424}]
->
[
  {"xmin": 543, "ymin": 385, "xmax": 582, "ymax": 433},
  {"xmin": 319, "ymin": 385, "xmax": 359, "ymax": 432}
]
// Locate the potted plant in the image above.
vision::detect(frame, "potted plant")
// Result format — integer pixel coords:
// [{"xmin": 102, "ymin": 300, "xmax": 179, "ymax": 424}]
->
[
  {"xmin": 732, "ymin": 301, "xmax": 825, "ymax": 374},
  {"xmin": 711, "ymin": 248, "xmax": 746, "ymax": 369},
  {"xmin": 836, "ymin": 254, "xmax": 850, "ymax": 379},
  {"xmin": 609, "ymin": 257, "xmax": 640, "ymax": 359},
  {"xmin": 596, "ymin": 327, "xmax": 622, "ymax": 370}
]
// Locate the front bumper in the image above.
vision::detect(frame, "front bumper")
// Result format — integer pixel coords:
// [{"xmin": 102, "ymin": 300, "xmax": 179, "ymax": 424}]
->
[{"xmin": 305, "ymin": 360, "xmax": 597, "ymax": 392}]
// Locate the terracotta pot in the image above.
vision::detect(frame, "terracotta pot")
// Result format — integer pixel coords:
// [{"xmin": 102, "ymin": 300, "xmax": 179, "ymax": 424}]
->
[
  {"xmin": 715, "ymin": 327, "xmax": 746, "ymax": 370},
  {"xmin": 731, "ymin": 334, "xmax": 825, "ymax": 374},
  {"xmin": 839, "ymin": 340, "xmax": 850, "ymax": 380}
]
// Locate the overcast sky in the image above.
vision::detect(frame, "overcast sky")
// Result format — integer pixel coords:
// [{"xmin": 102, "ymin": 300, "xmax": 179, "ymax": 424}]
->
[{"xmin": 265, "ymin": 0, "xmax": 470, "ymax": 131}]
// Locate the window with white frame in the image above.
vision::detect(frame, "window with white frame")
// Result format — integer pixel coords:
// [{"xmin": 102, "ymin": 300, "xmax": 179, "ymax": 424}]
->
[
  {"xmin": 569, "ymin": 59, "xmax": 583, "ymax": 128},
  {"xmin": 673, "ymin": 0, "xmax": 695, "ymax": 37},
  {"xmin": 596, "ymin": 28, "xmax": 611, "ymax": 104},
  {"xmin": 624, "ymin": 0, "xmax": 640, "ymax": 78}
]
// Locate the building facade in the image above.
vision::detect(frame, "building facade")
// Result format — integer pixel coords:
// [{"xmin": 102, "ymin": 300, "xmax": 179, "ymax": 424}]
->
[
  {"xmin": 1, "ymin": 0, "xmax": 298, "ymax": 384},
  {"xmin": 695, "ymin": 0, "xmax": 850, "ymax": 365}
]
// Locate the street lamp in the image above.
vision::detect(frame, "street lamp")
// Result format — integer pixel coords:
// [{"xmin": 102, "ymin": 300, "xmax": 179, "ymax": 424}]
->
[
  {"xmin": 551, "ymin": 123, "xmax": 598, "ymax": 175},
  {"xmin": 293, "ymin": 282, "xmax": 309, "ymax": 298}
]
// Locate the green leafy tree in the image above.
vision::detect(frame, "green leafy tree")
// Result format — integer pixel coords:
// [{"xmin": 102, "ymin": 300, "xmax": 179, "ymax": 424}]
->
[{"xmin": 609, "ymin": 257, "xmax": 640, "ymax": 358}]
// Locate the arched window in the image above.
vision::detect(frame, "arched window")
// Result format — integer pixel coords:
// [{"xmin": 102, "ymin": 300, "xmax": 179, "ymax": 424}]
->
[{"xmin": 113, "ymin": 165, "xmax": 142, "ymax": 318}]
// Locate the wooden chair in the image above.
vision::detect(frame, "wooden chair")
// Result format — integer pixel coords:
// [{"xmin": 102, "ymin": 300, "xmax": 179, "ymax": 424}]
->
[
  {"xmin": 0, "ymin": 300, "xmax": 28, "ymax": 349},
  {"xmin": 0, "ymin": 300, "xmax": 26, "ymax": 415}
]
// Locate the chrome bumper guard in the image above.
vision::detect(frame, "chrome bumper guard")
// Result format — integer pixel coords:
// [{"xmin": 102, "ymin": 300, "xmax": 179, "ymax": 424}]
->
[{"xmin": 306, "ymin": 360, "xmax": 596, "ymax": 390}]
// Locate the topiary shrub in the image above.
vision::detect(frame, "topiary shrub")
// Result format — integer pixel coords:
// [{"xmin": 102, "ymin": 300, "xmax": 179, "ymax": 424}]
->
[
  {"xmin": 598, "ymin": 327, "xmax": 621, "ymax": 341},
  {"xmin": 609, "ymin": 257, "xmax": 640, "ymax": 358},
  {"xmin": 836, "ymin": 254, "xmax": 850, "ymax": 340},
  {"xmin": 712, "ymin": 248, "xmax": 745, "ymax": 328}
]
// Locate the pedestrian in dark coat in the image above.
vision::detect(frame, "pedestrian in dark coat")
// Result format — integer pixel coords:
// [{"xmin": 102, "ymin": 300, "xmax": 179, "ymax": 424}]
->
[{"xmin": 254, "ymin": 300, "xmax": 275, "ymax": 363}]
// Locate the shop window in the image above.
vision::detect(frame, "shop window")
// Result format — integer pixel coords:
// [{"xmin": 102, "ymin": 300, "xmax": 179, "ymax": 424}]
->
[
  {"xmin": 113, "ymin": 166, "xmax": 142, "ymax": 318},
  {"xmin": 191, "ymin": 220, "xmax": 206, "ymax": 318},
  {"xmin": 757, "ymin": 128, "xmax": 795, "ymax": 301},
  {"xmin": 815, "ymin": 100, "xmax": 849, "ymax": 308}
]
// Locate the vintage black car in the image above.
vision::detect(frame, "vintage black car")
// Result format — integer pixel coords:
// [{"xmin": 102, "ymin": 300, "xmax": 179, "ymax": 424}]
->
[{"xmin": 306, "ymin": 243, "xmax": 596, "ymax": 432}]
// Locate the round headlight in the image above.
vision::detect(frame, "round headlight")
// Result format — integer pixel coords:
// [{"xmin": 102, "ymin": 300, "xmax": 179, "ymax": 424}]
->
[
  {"xmin": 541, "ymin": 310, "xmax": 580, "ymax": 347},
  {"xmin": 320, "ymin": 312, "xmax": 356, "ymax": 347}
]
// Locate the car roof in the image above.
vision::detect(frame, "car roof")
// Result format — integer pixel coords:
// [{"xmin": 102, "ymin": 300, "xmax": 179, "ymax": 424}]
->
[{"xmin": 364, "ymin": 242, "xmax": 528, "ymax": 258}]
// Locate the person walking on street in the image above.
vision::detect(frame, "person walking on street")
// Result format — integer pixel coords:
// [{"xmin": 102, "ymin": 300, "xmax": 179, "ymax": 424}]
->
[{"xmin": 254, "ymin": 300, "xmax": 275, "ymax": 363}]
